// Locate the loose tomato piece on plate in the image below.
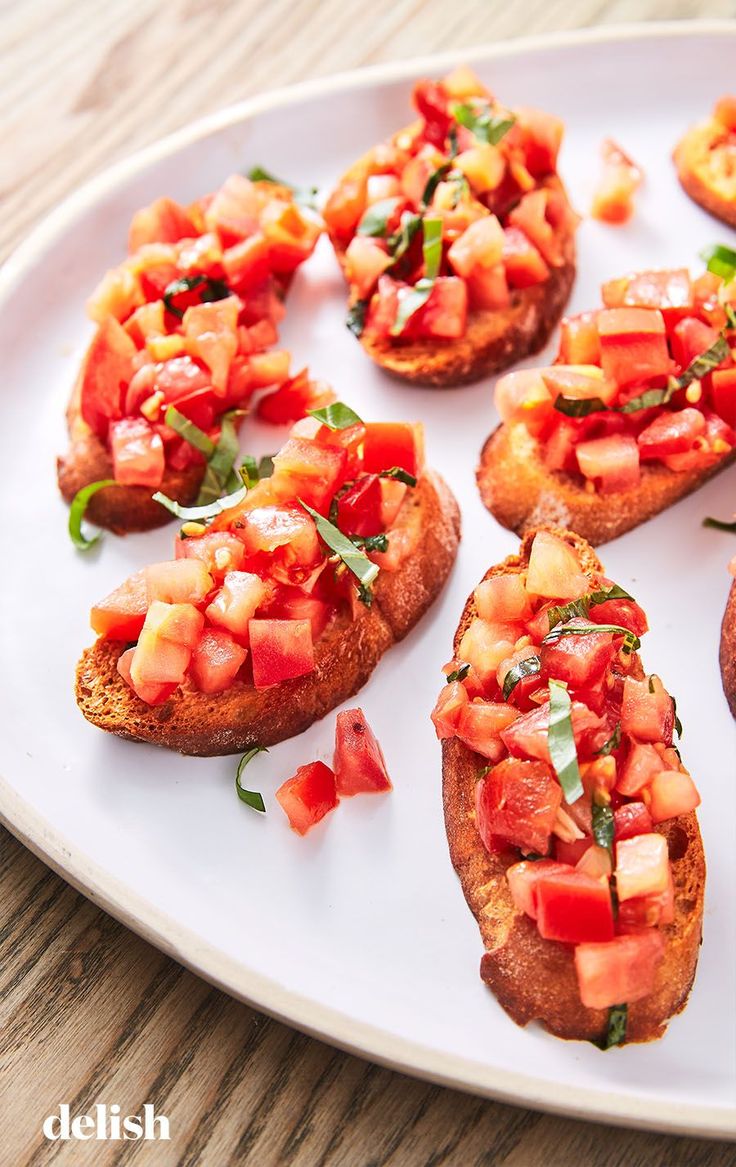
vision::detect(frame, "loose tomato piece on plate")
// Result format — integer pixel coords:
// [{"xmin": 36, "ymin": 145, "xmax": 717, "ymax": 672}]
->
[
  {"xmin": 333, "ymin": 708, "xmax": 392, "ymax": 795},
  {"xmin": 275, "ymin": 761, "xmax": 339, "ymax": 835}
]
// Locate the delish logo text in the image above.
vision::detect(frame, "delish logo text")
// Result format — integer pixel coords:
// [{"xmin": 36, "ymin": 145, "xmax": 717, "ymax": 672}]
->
[{"xmin": 43, "ymin": 1103, "xmax": 170, "ymax": 1141}]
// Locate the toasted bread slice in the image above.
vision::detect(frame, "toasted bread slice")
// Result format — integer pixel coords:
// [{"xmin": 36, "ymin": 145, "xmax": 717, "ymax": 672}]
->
[
  {"xmin": 331, "ymin": 177, "xmax": 576, "ymax": 389},
  {"xmin": 442, "ymin": 528, "xmax": 705, "ymax": 1043},
  {"xmin": 673, "ymin": 121, "xmax": 736, "ymax": 229},
  {"xmin": 477, "ymin": 420, "xmax": 736, "ymax": 546},
  {"xmin": 76, "ymin": 470, "xmax": 460, "ymax": 755},
  {"xmin": 720, "ymin": 579, "xmax": 736, "ymax": 718}
]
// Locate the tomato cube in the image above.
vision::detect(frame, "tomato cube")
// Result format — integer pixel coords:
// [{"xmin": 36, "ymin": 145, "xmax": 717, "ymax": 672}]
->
[
  {"xmin": 206, "ymin": 572, "xmax": 270, "ymax": 639},
  {"xmin": 535, "ymin": 871, "xmax": 615, "ymax": 943},
  {"xmin": 576, "ymin": 434, "xmax": 641, "ymax": 494},
  {"xmin": 476, "ymin": 758, "xmax": 562, "ymax": 855},
  {"xmin": 248, "ymin": 618, "xmax": 315, "ymax": 688},
  {"xmin": 336, "ymin": 475, "xmax": 384, "ymax": 537},
  {"xmin": 458, "ymin": 617, "xmax": 522, "ymax": 687},
  {"xmin": 190, "ymin": 628, "xmax": 248, "ymax": 694},
  {"xmin": 670, "ymin": 317, "xmax": 721, "ymax": 371},
  {"xmin": 91, "ymin": 570, "xmax": 148, "ymax": 640},
  {"xmin": 379, "ymin": 477, "xmax": 408, "ymax": 527},
  {"xmin": 333, "ymin": 708, "xmax": 392, "ymax": 795},
  {"xmin": 501, "ymin": 699, "xmax": 604, "ymax": 766},
  {"xmin": 79, "ymin": 318, "xmax": 137, "ymax": 438},
  {"xmin": 617, "ymin": 743, "xmax": 664, "ymax": 796},
  {"xmin": 638, "ymin": 408, "xmax": 706, "ymax": 459},
  {"xmin": 613, "ymin": 801, "xmax": 654, "ymax": 840},
  {"xmin": 109, "ymin": 417, "xmax": 165, "ymax": 488},
  {"xmin": 117, "ymin": 646, "xmax": 175, "ymax": 706},
  {"xmin": 502, "ymin": 226, "xmax": 549, "ymax": 288},
  {"xmin": 235, "ymin": 506, "xmax": 321, "ymax": 569},
  {"xmin": 344, "ymin": 235, "xmax": 392, "ymax": 298},
  {"xmin": 525, "ymin": 530, "xmax": 589, "ymax": 600},
  {"xmin": 710, "ymin": 367, "xmax": 736, "ymax": 429},
  {"xmin": 621, "ymin": 676, "xmax": 674, "ymax": 744},
  {"xmin": 646, "ymin": 768, "xmax": 701, "ymax": 823},
  {"xmin": 430, "ymin": 681, "xmax": 470, "ymax": 740},
  {"xmin": 506, "ymin": 859, "xmax": 574, "ymax": 919},
  {"xmin": 475, "ymin": 574, "xmax": 532, "ymax": 623},
  {"xmin": 175, "ymin": 531, "xmax": 246, "ymax": 579},
  {"xmin": 455, "ymin": 701, "xmax": 520, "ymax": 760},
  {"xmin": 409, "ymin": 277, "xmax": 468, "ymax": 339},
  {"xmin": 597, "ymin": 307, "xmax": 671, "ymax": 386},
  {"xmin": 128, "ymin": 196, "xmax": 195, "ymax": 252},
  {"xmin": 617, "ymin": 869, "xmax": 675, "ymax": 930},
  {"xmin": 145, "ymin": 559, "xmax": 214, "ymax": 605},
  {"xmin": 541, "ymin": 365, "xmax": 618, "ymax": 408},
  {"xmin": 574, "ymin": 930, "xmax": 665, "ymax": 1009},
  {"xmin": 447, "ymin": 216, "xmax": 504, "ymax": 279},
  {"xmin": 540, "ymin": 621, "xmax": 615, "ymax": 689},
  {"xmin": 361, "ymin": 422, "xmax": 424, "ymax": 477},
  {"xmin": 130, "ymin": 601, "xmax": 204, "ymax": 689},
  {"xmin": 494, "ymin": 368, "xmax": 554, "ymax": 434},
  {"xmin": 270, "ymin": 437, "xmax": 347, "ymax": 511},
  {"xmin": 275, "ymin": 761, "xmax": 338, "ymax": 835},
  {"xmin": 508, "ymin": 189, "xmax": 564, "ymax": 267},
  {"xmin": 268, "ymin": 588, "xmax": 332, "ymax": 640},
  {"xmin": 558, "ymin": 311, "xmax": 601, "ymax": 365},
  {"xmin": 615, "ymin": 833, "xmax": 669, "ymax": 901}
]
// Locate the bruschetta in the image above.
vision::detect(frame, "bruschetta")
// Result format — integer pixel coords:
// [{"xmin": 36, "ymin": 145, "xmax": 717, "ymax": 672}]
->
[
  {"xmin": 433, "ymin": 527, "xmax": 704, "ymax": 1045},
  {"xmin": 324, "ymin": 67, "xmax": 578, "ymax": 387},
  {"xmin": 76, "ymin": 409, "xmax": 460, "ymax": 755},
  {"xmin": 673, "ymin": 96, "xmax": 736, "ymax": 228},
  {"xmin": 58, "ymin": 174, "xmax": 323, "ymax": 534},
  {"xmin": 478, "ymin": 258, "xmax": 736, "ymax": 545}
]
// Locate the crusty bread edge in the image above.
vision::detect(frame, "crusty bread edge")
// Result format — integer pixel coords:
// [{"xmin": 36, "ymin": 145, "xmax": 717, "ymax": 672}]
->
[
  {"xmin": 673, "ymin": 131, "xmax": 736, "ymax": 229},
  {"xmin": 441, "ymin": 525, "xmax": 705, "ymax": 1043},
  {"xmin": 719, "ymin": 579, "xmax": 736, "ymax": 719}
]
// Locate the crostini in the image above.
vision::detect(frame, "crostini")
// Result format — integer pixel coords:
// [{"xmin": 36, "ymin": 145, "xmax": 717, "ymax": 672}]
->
[
  {"xmin": 76, "ymin": 409, "xmax": 460, "ymax": 755},
  {"xmin": 58, "ymin": 174, "xmax": 323, "ymax": 535},
  {"xmin": 478, "ymin": 257, "xmax": 736, "ymax": 544},
  {"xmin": 324, "ymin": 66, "xmax": 578, "ymax": 387},
  {"xmin": 433, "ymin": 527, "xmax": 704, "ymax": 1045},
  {"xmin": 673, "ymin": 96, "xmax": 736, "ymax": 228},
  {"xmin": 720, "ymin": 570, "xmax": 736, "ymax": 719}
]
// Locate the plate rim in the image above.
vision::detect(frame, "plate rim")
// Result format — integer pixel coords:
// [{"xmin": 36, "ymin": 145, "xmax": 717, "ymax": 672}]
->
[{"xmin": 3, "ymin": 20, "xmax": 736, "ymax": 1139}]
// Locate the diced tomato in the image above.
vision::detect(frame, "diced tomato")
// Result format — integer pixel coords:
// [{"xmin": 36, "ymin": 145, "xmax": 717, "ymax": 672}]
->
[
  {"xmin": 613, "ymin": 801, "xmax": 654, "ymax": 840},
  {"xmin": 508, "ymin": 189, "xmax": 565, "ymax": 267},
  {"xmin": 189, "ymin": 628, "xmax": 248, "ymax": 694},
  {"xmin": 344, "ymin": 235, "xmax": 392, "ymax": 298},
  {"xmin": 576, "ymin": 843, "xmax": 613, "ymax": 882},
  {"xmin": 260, "ymin": 199, "xmax": 322, "ymax": 273},
  {"xmin": 475, "ymin": 574, "xmax": 532, "ymax": 623},
  {"xmin": 248, "ymin": 618, "xmax": 315, "ymax": 688},
  {"xmin": 554, "ymin": 834, "xmax": 592, "ymax": 866},
  {"xmin": 268, "ymin": 588, "xmax": 332, "ymax": 640},
  {"xmin": 144, "ymin": 558, "xmax": 213, "ymax": 606},
  {"xmin": 110, "ymin": 417, "xmax": 165, "ymax": 488},
  {"xmin": 540, "ymin": 620, "xmax": 615, "ymax": 689},
  {"xmin": 670, "ymin": 317, "xmax": 721, "ymax": 371},
  {"xmin": 431, "ymin": 681, "xmax": 470, "ymax": 739},
  {"xmin": 501, "ymin": 699, "xmax": 604, "ymax": 765},
  {"xmin": 542, "ymin": 365, "xmax": 618, "ymax": 408},
  {"xmin": 638, "ymin": 408, "xmax": 706, "ymax": 459},
  {"xmin": 271, "ymin": 437, "xmax": 347, "ymax": 510},
  {"xmin": 88, "ymin": 266, "xmax": 144, "ymax": 325},
  {"xmin": 711, "ymin": 367, "xmax": 736, "ymax": 429},
  {"xmin": 506, "ymin": 859, "xmax": 574, "ymax": 919},
  {"xmin": 130, "ymin": 601, "xmax": 204, "ymax": 691},
  {"xmin": 455, "ymin": 701, "xmax": 519, "ymax": 760},
  {"xmin": 222, "ymin": 232, "xmax": 271, "ymax": 286},
  {"xmin": 175, "ymin": 531, "xmax": 246, "ymax": 579},
  {"xmin": 205, "ymin": 572, "xmax": 270, "ymax": 639},
  {"xmin": 615, "ymin": 833, "xmax": 669, "ymax": 901},
  {"xmin": 646, "ymin": 768, "xmax": 701, "ymax": 823},
  {"xmin": 588, "ymin": 594, "xmax": 648, "ymax": 637},
  {"xmin": 150, "ymin": 355, "xmax": 213, "ymax": 403},
  {"xmin": 233, "ymin": 506, "xmax": 321, "ymax": 571},
  {"xmin": 535, "ymin": 871, "xmax": 615, "ymax": 943},
  {"xmin": 128, "ymin": 197, "xmax": 195, "ymax": 252},
  {"xmin": 617, "ymin": 742, "xmax": 664, "ymax": 796},
  {"xmin": 525, "ymin": 530, "xmax": 589, "ymax": 600},
  {"xmin": 574, "ymin": 930, "xmax": 665, "ymax": 1009},
  {"xmin": 714, "ymin": 95, "xmax": 736, "ymax": 130},
  {"xmin": 408, "ymin": 277, "xmax": 468, "ymax": 339},
  {"xmin": 558, "ymin": 311, "xmax": 601, "ymax": 365},
  {"xmin": 361, "ymin": 422, "xmax": 423, "ymax": 477},
  {"xmin": 379, "ymin": 477, "xmax": 407, "ymax": 527},
  {"xmin": 610, "ymin": 269, "xmax": 694, "ymax": 324},
  {"xmin": 333, "ymin": 708, "xmax": 391, "ymax": 795},
  {"xmin": 204, "ymin": 174, "xmax": 261, "ymax": 243},
  {"xmin": 476, "ymin": 757, "xmax": 562, "ymax": 854},
  {"xmin": 91, "ymin": 570, "xmax": 148, "ymax": 639},
  {"xmin": 323, "ymin": 174, "xmax": 367, "ymax": 240},
  {"xmin": 621, "ymin": 676, "xmax": 674, "ymax": 745},
  {"xmin": 275, "ymin": 761, "xmax": 339, "ymax": 835},
  {"xmin": 514, "ymin": 106, "xmax": 564, "ymax": 176},
  {"xmin": 576, "ymin": 434, "xmax": 641, "ymax": 494},
  {"xmin": 617, "ymin": 869, "xmax": 675, "ymax": 930},
  {"xmin": 117, "ymin": 647, "xmax": 175, "ymax": 706},
  {"xmin": 257, "ymin": 370, "xmax": 334, "ymax": 425},
  {"xmin": 458, "ymin": 617, "xmax": 522, "ymax": 687},
  {"xmin": 336, "ymin": 474, "xmax": 384, "ymax": 537},
  {"xmin": 466, "ymin": 263, "xmax": 510, "ymax": 311},
  {"xmin": 597, "ymin": 308, "xmax": 671, "ymax": 386},
  {"xmin": 494, "ymin": 368, "xmax": 554, "ymax": 436},
  {"xmin": 502, "ymin": 226, "xmax": 550, "ymax": 288},
  {"xmin": 79, "ymin": 317, "xmax": 137, "ymax": 438},
  {"xmin": 447, "ymin": 215, "xmax": 504, "ymax": 279},
  {"xmin": 591, "ymin": 139, "xmax": 642, "ymax": 225},
  {"xmin": 454, "ymin": 144, "xmax": 505, "ymax": 194},
  {"xmin": 182, "ymin": 298, "xmax": 239, "ymax": 394}
]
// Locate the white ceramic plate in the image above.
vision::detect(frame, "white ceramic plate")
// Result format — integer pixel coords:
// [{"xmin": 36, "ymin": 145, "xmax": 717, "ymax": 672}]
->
[{"xmin": 2, "ymin": 21, "xmax": 736, "ymax": 1138}]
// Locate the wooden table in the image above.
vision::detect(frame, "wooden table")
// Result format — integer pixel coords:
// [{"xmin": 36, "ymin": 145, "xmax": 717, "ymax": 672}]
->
[{"xmin": 2, "ymin": 2, "xmax": 735, "ymax": 1162}]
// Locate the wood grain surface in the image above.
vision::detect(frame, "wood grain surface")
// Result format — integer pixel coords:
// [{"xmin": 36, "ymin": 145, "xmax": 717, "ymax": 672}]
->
[{"xmin": 2, "ymin": 1, "xmax": 736, "ymax": 1163}]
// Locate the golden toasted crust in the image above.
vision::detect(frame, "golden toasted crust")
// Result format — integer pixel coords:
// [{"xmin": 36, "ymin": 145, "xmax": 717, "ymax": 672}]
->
[
  {"xmin": 673, "ymin": 124, "xmax": 736, "ymax": 229},
  {"xmin": 75, "ymin": 470, "xmax": 461, "ymax": 755},
  {"xmin": 330, "ymin": 177, "xmax": 576, "ymax": 389},
  {"xmin": 719, "ymin": 579, "xmax": 736, "ymax": 719},
  {"xmin": 477, "ymin": 421, "xmax": 736, "ymax": 547},
  {"xmin": 441, "ymin": 526, "xmax": 705, "ymax": 1043}
]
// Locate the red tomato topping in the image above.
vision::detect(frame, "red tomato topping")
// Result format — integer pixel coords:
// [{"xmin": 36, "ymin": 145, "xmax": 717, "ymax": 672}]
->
[
  {"xmin": 574, "ymin": 931, "xmax": 665, "ymax": 1010},
  {"xmin": 248, "ymin": 619, "xmax": 314, "ymax": 689},
  {"xmin": 190, "ymin": 628, "xmax": 248, "ymax": 694},
  {"xmin": 506, "ymin": 859, "xmax": 573, "ymax": 919},
  {"xmin": 275, "ymin": 761, "xmax": 339, "ymax": 835},
  {"xmin": 333, "ymin": 708, "xmax": 392, "ymax": 795},
  {"xmin": 535, "ymin": 871, "xmax": 615, "ymax": 944},
  {"xmin": 621, "ymin": 676, "xmax": 674, "ymax": 745},
  {"xmin": 590, "ymin": 138, "xmax": 642, "ymax": 225},
  {"xmin": 476, "ymin": 758, "xmax": 562, "ymax": 855},
  {"xmin": 91, "ymin": 570, "xmax": 148, "ymax": 640}
]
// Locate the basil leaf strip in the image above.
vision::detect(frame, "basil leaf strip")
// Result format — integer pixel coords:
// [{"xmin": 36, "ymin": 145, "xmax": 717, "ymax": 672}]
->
[
  {"xmin": 726, "ymin": 304, "xmax": 736, "ymax": 331},
  {"xmin": 420, "ymin": 163, "xmax": 451, "ymax": 209},
  {"xmin": 390, "ymin": 217, "xmax": 443, "ymax": 336},
  {"xmin": 543, "ymin": 621, "xmax": 640, "ymax": 655},
  {"xmin": 357, "ymin": 198, "xmax": 401, "ymax": 237},
  {"xmin": 165, "ymin": 406, "xmax": 243, "ymax": 505},
  {"xmin": 446, "ymin": 662, "xmax": 471, "ymax": 683},
  {"xmin": 165, "ymin": 406, "xmax": 215, "ymax": 459},
  {"xmin": 596, "ymin": 723, "xmax": 621, "ymax": 756},
  {"xmin": 453, "ymin": 103, "xmax": 516, "ymax": 145},
  {"xmin": 153, "ymin": 484, "xmax": 247, "ymax": 521},
  {"xmin": 553, "ymin": 394, "xmax": 609, "ymax": 418},
  {"xmin": 703, "ymin": 515, "xmax": 736, "ymax": 533},
  {"xmin": 548, "ymin": 680, "xmax": 585, "ymax": 804},
  {"xmin": 235, "ymin": 746, "xmax": 267, "ymax": 813},
  {"xmin": 346, "ymin": 297, "xmax": 370, "ymax": 338},
  {"xmin": 380, "ymin": 466, "xmax": 417, "ymax": 487},
  {"xmin": 599, "ymin": 1004, "xmax": 628, "ymax": 1050},
  {"xmin": 351, "ymin": 533, "xmax": 389, "ymax": 553},
  {"xmin": 547, "ymin": 583, "xmax": 634, "ymax": 630},
  {"xmin": 386, "ymin": 212, "xmax": 422, "ymax": 263},
  {"xmin": 239, "ymin": 453, "xmax": 274, "ymax": 489},
  {"xmin": 307, "ymin": 402, "xmax": 363, "ymax": 431},
  {"xmin": 502, "ymin": 655, "xmax": 541, "ymax": 701},
  {"xmin": 667, "ymin": 334, "xmax": 730, "ymax": 393},
  {"xmin": 246, "ymin": 166, "xmax": 318, "ymax": 210},
  {"xmin": 592, "ymin": 801, "xmax": 615, "ymax": 856},
  {"xmin": 300, "ymin": 500, "xmax": 380, "ymax": 604},
  {"xmin": 700, "ymin": 243, "xmax": 736, "ymax": 283},
  {"xmin": 162, "ymin": 274, "xmax": 231, "ymax": 319},
  {"xmin": 69, "ymin": 479, "xmax": 116, "ymax": 551}
]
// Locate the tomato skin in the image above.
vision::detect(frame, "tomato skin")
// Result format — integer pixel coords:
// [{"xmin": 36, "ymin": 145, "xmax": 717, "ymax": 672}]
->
[
  {"xmin": 190, "ymin": 628, "xmax": 248, "ymax": 694},
  {"xmin": 276, "ymin": 761, "xmax": 339, "ymax": 835},
  {"xmin": 574, "ymin": 930, "xmax": 665, "ymax": 1009},
  {"xmin": 506, "ymin": 859, "xmax": 574, "ymax": 919},
  {"xmin": 637, "ymin": 408, "xmax": 706, "ymax": 459},
  {"xmin": 336, "ymin": 475, "xmax": 384, "ymax": 537},
  {"xmin": 431, "ymin": 681, "xmax": 469, "ymax": 740},
  {"xmin": 476, "ymin": 758, "xmax": 562, "ymax": 855},
  {"xmin": 333, "ymin": 708, "xmax": 391, "ymax": 795},
  {"xmin": 540, "ymin": 622, "xmax": 615, "ymax": 690},
  {"xmin": 535, "ymin": 871, "xmax": 615, "ymax": 944},
  {"xmin": 361, "ymin": 422, "xmax": 423, "ymax": 477},
  {"xmin": 248, "ymin": 618, "xmax": 315, "ymax": 688},
  {"xmin": 597, "ymin": 307, "xmax": 671, "ymax": 385},
  {"xmin": 621, "ymin": 676, "xmax": 674, "ymax": 745},
  {"xmin": 80, "ymin": 318, "xmax": 137, "ymax": 439},
  {"xmin": 455, "ymin": 701, "xmax": 520, "ymax": 760},
  {"xmin": 613, "ymin": 801, "xmax": 653, "ymax": 840},
  {"xmin": 91, "ymin": 570, "xmax": 148, "ymax": 639}
]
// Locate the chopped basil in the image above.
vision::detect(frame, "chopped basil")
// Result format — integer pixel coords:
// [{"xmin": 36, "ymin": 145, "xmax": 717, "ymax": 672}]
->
[
  {"xmin": 548, "ymin": 679, "xmax": 584, "ymax": 804},
  {"xmin": 68, "ymin": 479, "xmax": 116, "ymax": 551},
  {"xmin": 239, "ymin": 453, "xmax": 275, "ymax": 489},
  {"xmin": 592, "ymin": 800, "xmax": 614, "ymax": 856},
  {"xmin": 726, "ymin": 304, "xmax": 736, "ymax": 331},
  {"xmin": 307, "ymin": 402, "xmax": 363, "ymax": 431},
  {"xmin": 553, "ymin": 394, "xmax": 609, "ymax": 418},
  {"xmin": 453, "ymin": 102, "xmax": 516, "ymax": 145},
  {"xmin": 700, "ymin": 243, "xmax": 736, "ymax": 283},
  {"xmin": 703, "ymin": 515, "xmax": 736, "ymax": 533},
  {"xmin": 162, "ymin": 274, "xmax": 231, "ymax": 320},
  {"xmin": 350, "ymin": 532, "xmax": 389, "ymax": 553},
  {"xmin": 300, "ymin": 500, "xmax": 379, "ymax": 605},
  {"xmin": 667, "ymin": 335, "xmax": 730, "ymax": 393},
  {"xmin": 389, "ymin": 217, "xmax": 443, "ymax": 336},
  {"xmin": 446, "ymin": 662, "xmax": 471, "ymax": 683},
  {"xmin": 596, "ymin": 723, "xmax": 621, "ymax": 756},
  {"xmin": 235, "ymin": 745, "xmax": 268, "ymax": 813},
  {"xmin": 420, "ymin": 163, "xmax": 451, "ymax": 209},
  {"xmin": 357, "ymin": 197, "xmax": 402, "ymax": 237},
  {"xmin": 386, "ymin": 212, "xmax": 422, "ymax": 263},
  {"xmin": 599, "ymin": 1004, "xmax": 628, "ymax": 1050},
  {"xmin": 546, "ymin": 584, "xmax": 634, "ymax": 630},
  {"xmin": 165, "ymin": 406, "xmax": 242, "ymax": 505},
  {"xmin": 502, "ymin": 655, "xmax": 541, "ymax": 701},
  {"xmin": 152, "ymin": 484, "xmax": 247, "ymax": 521},
  {"xmin": 165, "ymin": 406, "xmax": 215, "ymax": 458},
  {"xmin": 673, "ymin": 696, "xmax": 683, "ymax": 739},
  {"xmin": 245, "ymin": 166, "xmax": 318, "ymax": 210},
  {"xmin": 543, "ymin": 621, "xmax": 640, "ymax": 656},
  {"xmin": 346, "ymin": 297, "xmax": 370, "ymax": 338},
  {"xmin": 380, "ymin": 466, "xmax": 417, "ymax": 487}
]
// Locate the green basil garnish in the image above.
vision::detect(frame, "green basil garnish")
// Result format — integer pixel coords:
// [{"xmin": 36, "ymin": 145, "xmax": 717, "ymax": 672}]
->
[
  {"xmin": 599, "ymin": 1004, "xmax": 628, "ymax": 1050},
  {"xmin": 703, "ymin": 515, "xmax": 736, "ymax": 533},
  {"xmin": 235, "ymin": 745, "xmax": 267, "ymax": 813},
  {"xmin": 543, "ymin": 621, "xmax": 640, "ymax": 656},
  {"xmin": 553, "ymin": 395, "xmax": 609, "ymax": 418},
  {"xmin": 386, "ymin": 212, "xmax": 422, "ymax": 263},
  {"xmin": 246, "ymin": 166, "xmax": 318, "ymax": 210},
  {"xmin": 446, "ymin": 662, "xmax": 471, "ymax": 683},
  {"xmin": 700, "ymin": 243, "xmax": 736, "ymax": 283},
  {"xmin": 357, "ymin": 198, "xmax": 401, "ymax": 237},
  {"xmin": 380, "ymin": 466, "xmax": 417, "ymax": 487},
  {"xmin": 547, "ymin": 584, "xmax": 634, "ymax": 630},
  {"xmin": 596, "ymin": 723, "xmax": 621, "ymax": 756},
  {"xmin": 592, "ymin": 800, "xmax": 615, "ymax": 857},
  {"xmin": 346, "ymin": 297, "xmax": 370, "ymax": 338},
  {"xmin": 162, "ymin": 274, "xmax": 231, "ymax": 320},
  {"xmin": 240, "ymin": 453, "xmax": 275, "ymax": 489},
  {"xmin": 390, "ymin": 217, "xmax": 443, "ymax": 336},
  {"xmin": 420, "ymin": 163, "xmax": 451, "ymax": 209},
  {"xmin": 502, "ymin": 655, "xmax": 541, "ymax": 701},
  {"xmin": 307, "ymin": 402, "xmax": 363, "ymax": 431},
  {"xmin": 153, "ymin": 484, "xmax": 247, "ymax": 521},
  {"xmin": 300, "ymin": 500, "xmax": 380, "ymax": 606},
  {"xmin": 165, "ymin": 407, "xmax": 215, "ymax": 458},
  {"xmin": 548, "ymin": 679, "xmax": 584, "ymax": 804},
  {"xmin": 453, "ymin": 103, "xmax": 515, "ymax": 145},
  {"xmin": 165, "ymin": 406, "xmax": 242, "ymax": 505},
  {"xmin": 350, "ymin": 533, "xmax": 389, "ymax": 553},
  {"xmin": 667, "ymin": 334, "xmax": 730, "ymax": 394},
  {"xmin": 68, "ymin": 478, "xmax": 116, "ymax": 551}
]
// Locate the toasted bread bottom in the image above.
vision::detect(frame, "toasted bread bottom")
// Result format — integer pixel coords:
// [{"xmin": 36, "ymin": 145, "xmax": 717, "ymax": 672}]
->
[
  {"xmin": 76, "ymin": 470, "xmax": 461, "ymax": 755},
  {"xmin": 441, "ymin": 528, "xmax": 705, "ymax": 1043},
  {"xmin": 477, "ymin": 421, "xmax": 736, "ymax": 547},
  {"xmin": 673, "ymin": 127, "xmax": 736, "ymax": 229},
  {"xmin": 720, "ymin": 580, "xmax": 736, "ymax": 719}
]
